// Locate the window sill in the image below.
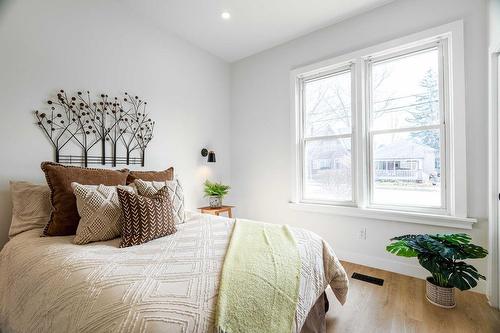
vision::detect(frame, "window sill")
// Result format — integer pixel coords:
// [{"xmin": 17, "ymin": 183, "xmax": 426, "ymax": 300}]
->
[{"xmin": 288, "ymin": 202, "xmax": 477, "ymax": 229}]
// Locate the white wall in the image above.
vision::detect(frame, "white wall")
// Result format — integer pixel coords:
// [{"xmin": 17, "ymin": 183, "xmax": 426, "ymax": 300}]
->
[
  {"xmin": 230, "ymin": 0, "xmax": 489, "ymax": 292},
  {"xmin": 0, "ymin": 0, "xmax": 231, "ymax": 248},
  {"xmin": 490, "ymin": 0, "xmax": 500, "ymax": 48}
]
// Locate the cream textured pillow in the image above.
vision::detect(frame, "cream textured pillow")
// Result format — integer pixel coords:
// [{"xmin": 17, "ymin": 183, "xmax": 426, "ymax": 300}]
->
[
  {"xmin": 134, "ymin": 178, "xmax": 186, "ymax": 224},
  {"xmin": 72, "ymin": 183, "xmax": 135, "ymax": 245},
  {"xmin": 9, "ymin": 181, "xmax": 52, "ymax": 238}
]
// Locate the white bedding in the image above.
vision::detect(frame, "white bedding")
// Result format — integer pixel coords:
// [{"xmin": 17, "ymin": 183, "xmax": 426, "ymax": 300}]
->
[{"xmin": 0, "ymin": 213, "xmax": 348, "ymax": 333}]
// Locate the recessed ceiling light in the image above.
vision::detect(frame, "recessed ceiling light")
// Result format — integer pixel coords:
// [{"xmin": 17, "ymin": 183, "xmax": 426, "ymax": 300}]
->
[{"xmin": 221, "ymin": 11, "xmax": 231, "ymax": 20}]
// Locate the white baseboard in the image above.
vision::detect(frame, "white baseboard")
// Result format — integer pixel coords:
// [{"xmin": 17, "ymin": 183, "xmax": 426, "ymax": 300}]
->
[
  {"xmin": 335, "ymin": 249, "xmax": 487, "ymax": 294},
  {"xmin": 335, "ymin": 249, "xmax": 426, "ymax": 279}
]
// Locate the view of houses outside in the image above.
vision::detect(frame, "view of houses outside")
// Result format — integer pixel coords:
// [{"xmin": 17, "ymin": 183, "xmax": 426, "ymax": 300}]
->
[
  {"xmin": 303, "ymin": 70, "xmax": 353, "ymax": 202},
  {"xmin": 303, "ymin": 48, "xmax": 442, "ymax": 207}
]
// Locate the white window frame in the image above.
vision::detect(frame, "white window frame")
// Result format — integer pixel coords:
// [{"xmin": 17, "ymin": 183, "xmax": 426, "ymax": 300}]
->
[
  {"xmin": 290, "ymin": 21, "xmax": 476, "ymax": 229},
  {"xmin": 366, "ymin": 41, "xmax": 448, "ymax": 215},
  {"xmin": 487, "ymin": 45, "xmax": 500, "ymax": 308},
  {"xmin": 298, "ymin": 64, "xmax": 356, "ymax": 206}
]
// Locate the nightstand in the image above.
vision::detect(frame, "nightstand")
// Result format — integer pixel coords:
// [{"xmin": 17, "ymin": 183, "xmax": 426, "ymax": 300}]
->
[{"xmin": 198, "ymin": 205, "xmax": 234, "ymax": 218}]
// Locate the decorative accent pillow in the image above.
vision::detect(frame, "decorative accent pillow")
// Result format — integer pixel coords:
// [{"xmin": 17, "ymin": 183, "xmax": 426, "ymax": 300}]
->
[
  {"xmin": 126, "ymin": 167, "xmax": 174, "ymax": 185},
  {"xmin": 71, "ymin": 183, "xmax": 135, "ymax": 245},
  {"xmin": 41, "ymin": 162, "xmax": 129, "ymax": 236},
  {"xmin": 134, "ymin": 178, "xmax": 186, "ymax": 224},
  {"xmin": 117, "ymin": 186, "xmax": 177, "ymax": 248},
  {"xmin": 9, "ymin": 181, "xmax": 52, "ymax": 238}
]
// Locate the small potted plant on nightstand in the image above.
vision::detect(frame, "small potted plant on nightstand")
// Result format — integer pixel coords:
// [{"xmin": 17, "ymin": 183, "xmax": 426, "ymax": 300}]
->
[
  {"xmin": 204, "ymin": 180, "xmax": 230, "ymax": 208},
  {"xmin": 386, "ymin": 233, "xmax": 487, "ymax": 308}
]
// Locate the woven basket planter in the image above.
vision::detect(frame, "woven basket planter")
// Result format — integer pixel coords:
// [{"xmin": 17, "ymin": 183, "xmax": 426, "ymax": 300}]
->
[{"xmin": 425, "ymin": 277, "xmax": 456, "ymax": 308}]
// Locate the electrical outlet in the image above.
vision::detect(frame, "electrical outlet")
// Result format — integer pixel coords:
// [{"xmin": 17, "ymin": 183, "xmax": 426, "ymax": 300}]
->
[{"xmin": 359, "ymin": 227, "xmax": 367, "ymax": 240}]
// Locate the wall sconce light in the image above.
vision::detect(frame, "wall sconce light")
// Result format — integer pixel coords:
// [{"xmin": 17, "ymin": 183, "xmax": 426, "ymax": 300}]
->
[{"xmin": 201, "ymin": 148, "xmax": 216, "ymax": 163}]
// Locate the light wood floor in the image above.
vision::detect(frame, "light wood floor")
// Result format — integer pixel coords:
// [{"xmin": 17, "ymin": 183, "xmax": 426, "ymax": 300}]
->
[{"xmin": 326, "ymin": 262, "xmax": 500, "ymax": 333}]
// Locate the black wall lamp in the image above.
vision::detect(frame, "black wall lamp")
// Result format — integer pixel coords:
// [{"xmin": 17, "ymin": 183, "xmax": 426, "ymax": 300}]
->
[{"xmin": 201, "ymin": 148, "xmax": 216, "ymax": 163}]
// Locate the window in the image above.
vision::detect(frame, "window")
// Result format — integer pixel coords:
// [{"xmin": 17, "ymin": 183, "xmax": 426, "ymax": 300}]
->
[
  {"xmin": 301, "ymin": 68, "xmax": 353, "ymax": 203},
  {"xmin": 368, "ymin": 45, "xmax": 445, "ymax": 210},
  {"xmin": 291, "ymin": 22, "xmax": 469, "ymax": 220}
]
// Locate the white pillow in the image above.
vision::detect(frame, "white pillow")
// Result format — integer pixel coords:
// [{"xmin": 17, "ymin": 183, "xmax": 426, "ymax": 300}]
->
[
  {"xmin": 134, "ymin": 178, "xmax": 186, "ymax": 224},
  {"xmin": 9, "ymin": 181, "xmax": 52, "ymax": 238},
  {"xmin": 71, "ymin": 183, "xmax": 135, "ymax": 245}
]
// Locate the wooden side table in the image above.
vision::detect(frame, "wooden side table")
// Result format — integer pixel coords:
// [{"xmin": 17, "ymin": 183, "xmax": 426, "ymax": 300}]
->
[{"xmin": 198, "ymin": 205, "xmax": 234, "ymax": 218}]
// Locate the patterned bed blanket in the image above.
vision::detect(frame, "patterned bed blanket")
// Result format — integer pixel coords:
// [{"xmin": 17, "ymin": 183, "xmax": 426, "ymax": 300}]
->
[{"xmin": 0, "ymin": 213, "xmax": 348, "ymax": 333}]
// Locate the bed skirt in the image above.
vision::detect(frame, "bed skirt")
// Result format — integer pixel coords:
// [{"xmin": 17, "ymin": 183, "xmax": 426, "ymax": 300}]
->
[{"xmin": 300, "ymin": 293, "xmax": 329, "ymax": 333}]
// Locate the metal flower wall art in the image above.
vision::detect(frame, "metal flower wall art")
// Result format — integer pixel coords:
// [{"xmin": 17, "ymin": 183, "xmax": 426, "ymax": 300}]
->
[{"xmin": 34, "ymin": 90, "xmax": 155, "ymax": 167}]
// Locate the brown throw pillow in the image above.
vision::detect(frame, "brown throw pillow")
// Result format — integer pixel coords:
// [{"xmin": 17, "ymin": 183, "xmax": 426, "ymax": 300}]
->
[
  {"xmin": 41, "ymin": 162, "xmax": 129, "ymax": 236},
  {"xmin": 117, "ymin": 186, "xmax": 176, "ymax": 248},
  {"xmin": 126, "ymin": 167, "xmax": 174, "ymax": 185}
]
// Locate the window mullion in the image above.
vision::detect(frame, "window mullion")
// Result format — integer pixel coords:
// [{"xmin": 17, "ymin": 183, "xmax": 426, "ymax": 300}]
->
[
  {"xmin": 350, "ymin": 61, "xmax": 358, "ymax": 206},
  {"xmin": 354, "ymin": 59, "xmax": 367, "ymax": 208},
  {"xmin": 364, "ymin": 58, "xmax": 374, "ymax": 208}
]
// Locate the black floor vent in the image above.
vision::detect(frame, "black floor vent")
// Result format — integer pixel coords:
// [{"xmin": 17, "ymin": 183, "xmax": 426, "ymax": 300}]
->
[{"xmin": 351, "ymin": 272, "xmax": 384, "ymax": 286}]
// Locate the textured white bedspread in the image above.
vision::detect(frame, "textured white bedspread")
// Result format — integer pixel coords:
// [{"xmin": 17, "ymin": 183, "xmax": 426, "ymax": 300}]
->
[{"xmin": 0, "ymin": 213, "xmax": 348, "ymax": 333}]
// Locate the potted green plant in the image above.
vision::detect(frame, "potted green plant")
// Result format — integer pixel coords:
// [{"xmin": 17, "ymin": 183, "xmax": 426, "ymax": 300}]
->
[
  {"xmin": 386, "ymin": 233, "xmax": 487, "ymax": 308},
  {"xmin": 204, "ymin": 180, "xmax": 230, "ymax": 208}
]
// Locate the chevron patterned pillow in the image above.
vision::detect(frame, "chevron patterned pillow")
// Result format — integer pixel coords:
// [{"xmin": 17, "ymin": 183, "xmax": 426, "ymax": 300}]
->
[
  {"xmin": 134, "ymin": 178, "xmax": 186, "ymax": 224},
  {"xmin": 117, "ymin": 186, "xmax": 177, "ymax": 248},
  {"xmin": 72, "ymin": 183, "xmax": 136, "ymax": 245}
]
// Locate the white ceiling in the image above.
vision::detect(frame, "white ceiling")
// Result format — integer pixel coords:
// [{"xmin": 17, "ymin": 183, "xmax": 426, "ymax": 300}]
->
[{"xmin": 122, "ymin": 0, "xmax": 394, "ymax": 62}]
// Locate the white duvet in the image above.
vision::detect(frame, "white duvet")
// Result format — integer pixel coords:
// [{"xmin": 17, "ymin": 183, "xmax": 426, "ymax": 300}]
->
[{"xmin": 0, "ymin": 213, "xmax": 348, "ymax": 333}]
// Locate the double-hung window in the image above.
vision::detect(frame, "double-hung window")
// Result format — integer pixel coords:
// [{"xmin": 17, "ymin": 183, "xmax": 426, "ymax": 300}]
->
[
  {"xmin": 291, "ymin": 22, "xmax": 471, "ymax": 224},
  {"xmin": 301, "ymin": 66, "xmax": 354, "ymax": 204},
  {"xmin": 367, "ymin": 43, "xmax": 446, "ymax": 212}
]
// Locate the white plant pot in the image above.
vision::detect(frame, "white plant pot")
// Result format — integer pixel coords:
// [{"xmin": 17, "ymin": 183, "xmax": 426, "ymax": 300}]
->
[
  {"xmin": 425, "ymin": 277, "xmax": 456, "ymax": 308},
  {"xmin": 209, "ymin": 196, "xmax": 222, "ymax": 208}
]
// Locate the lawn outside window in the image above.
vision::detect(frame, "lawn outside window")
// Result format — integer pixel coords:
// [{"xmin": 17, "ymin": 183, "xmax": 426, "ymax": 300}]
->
[{"xmin": 290, "ymin": 21, "xmax": 474, "ymax": 227}]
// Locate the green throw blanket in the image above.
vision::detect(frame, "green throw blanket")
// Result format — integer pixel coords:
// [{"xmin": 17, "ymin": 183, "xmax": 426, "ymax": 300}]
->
[{"xmin": 215, "ymin": 219, "xmax": 301, "ymax": 333}]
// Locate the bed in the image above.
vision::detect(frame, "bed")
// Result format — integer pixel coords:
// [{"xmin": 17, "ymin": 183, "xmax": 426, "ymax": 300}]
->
[{"xmin": 0, "ymin": 212, "xmax": 348, "ymax": 333}]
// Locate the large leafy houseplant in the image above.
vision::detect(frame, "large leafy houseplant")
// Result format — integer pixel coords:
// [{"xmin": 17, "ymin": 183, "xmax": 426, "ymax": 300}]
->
[{"xmin": 386, "ymin": 233, "xmax": 487, "ymax": 291}]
